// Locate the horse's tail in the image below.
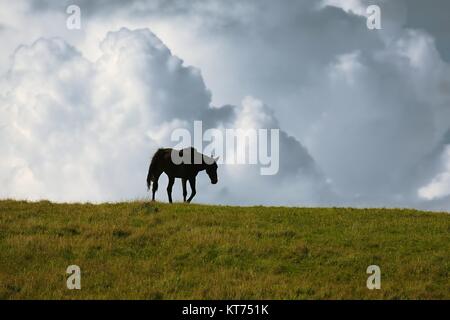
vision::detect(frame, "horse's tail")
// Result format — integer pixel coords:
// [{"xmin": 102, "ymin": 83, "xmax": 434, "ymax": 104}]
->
[{"xmin": 146, "ymin": 148, "xmax": 163, "ymax": 191}]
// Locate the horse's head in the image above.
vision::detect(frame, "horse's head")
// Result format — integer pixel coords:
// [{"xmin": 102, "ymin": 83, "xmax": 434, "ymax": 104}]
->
[{"xmin": 205, "ymin": 157, "xmax": 219, "ymax": 184}]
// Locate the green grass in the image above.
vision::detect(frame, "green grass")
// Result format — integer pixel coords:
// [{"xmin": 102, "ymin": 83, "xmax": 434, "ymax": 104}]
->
[{"xmin": 0, "ymin": 200, "xmax": 449, "ymax": 299}]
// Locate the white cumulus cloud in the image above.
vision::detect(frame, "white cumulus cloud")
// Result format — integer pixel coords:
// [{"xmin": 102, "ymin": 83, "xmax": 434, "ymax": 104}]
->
[{"xmin": 0, "ymin": 27, "xmax": 329, "ymax": 204}]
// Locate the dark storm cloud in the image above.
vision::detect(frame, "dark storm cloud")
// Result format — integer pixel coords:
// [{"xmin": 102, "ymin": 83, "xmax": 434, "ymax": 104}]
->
[
  {"xmin": 201, "ymin": 104, "xmax": 236, "ymax": 128},
  {"xmin": 27, "ymin": 0, "xmax": 450, "ymax": 63},
  {"xmin": 404, "ymin": 0, "xmax": 450, "ymax": 62}
]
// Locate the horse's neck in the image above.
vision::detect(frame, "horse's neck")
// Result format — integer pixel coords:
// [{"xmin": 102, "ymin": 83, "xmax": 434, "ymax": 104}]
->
[{"xmin": 194, "ymin": 162, "xmax": 207, "ymax": 172}]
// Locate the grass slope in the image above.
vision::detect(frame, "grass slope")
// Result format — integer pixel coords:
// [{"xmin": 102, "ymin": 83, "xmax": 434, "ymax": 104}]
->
[{"xmin": 0, "ymin": 200, "xmax": 449, "ymax": 299}]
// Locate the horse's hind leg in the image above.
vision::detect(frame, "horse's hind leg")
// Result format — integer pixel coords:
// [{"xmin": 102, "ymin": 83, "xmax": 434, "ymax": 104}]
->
[{"xmin": 152, "ymin": 173, "xmax": 161, "ymax": 201}]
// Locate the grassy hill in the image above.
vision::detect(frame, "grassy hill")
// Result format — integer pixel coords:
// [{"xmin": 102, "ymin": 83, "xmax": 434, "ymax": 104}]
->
[{"xmin": 0, "ymin": 200, "xmax": 448, "ymax": 299}]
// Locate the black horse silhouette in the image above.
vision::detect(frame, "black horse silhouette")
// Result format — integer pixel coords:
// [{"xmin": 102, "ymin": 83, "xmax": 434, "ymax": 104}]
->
[{"xmin": 146, "ymin": 147, "xmax": 219, "ymax": 203}]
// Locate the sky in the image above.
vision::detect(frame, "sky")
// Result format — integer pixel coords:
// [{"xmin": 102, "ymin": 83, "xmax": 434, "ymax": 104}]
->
[{"xmin": 1, "ymin": 0, "xmax": 450, "ymax": 210}]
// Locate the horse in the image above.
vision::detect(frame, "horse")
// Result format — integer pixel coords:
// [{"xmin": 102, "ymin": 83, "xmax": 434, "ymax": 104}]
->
[{"xmin": 146, "ymin": 147, "xmax": 219, "ymax": 203}]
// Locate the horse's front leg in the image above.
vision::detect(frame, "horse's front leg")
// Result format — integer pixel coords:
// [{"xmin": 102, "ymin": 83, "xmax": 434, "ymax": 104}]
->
[
  {"xmin": 182, "ymin": 178, "xmax": 187, "ymax": 202},
  {"xmin": 187, "ymin": 177, "xmax": 196, "ymax": 203},
  {"xmin": 167, "ymin": 176, "xmax": 175, "ymax": 203}
]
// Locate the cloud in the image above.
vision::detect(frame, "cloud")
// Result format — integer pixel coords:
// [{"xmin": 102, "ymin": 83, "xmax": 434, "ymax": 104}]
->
[
  {"xmin": 294, "ymin": 28, "xmax": 450, "ymax": 207},
  {"xmin": 0, "ymin": 28, "xmax": 204, "ymax": 201},
  {"xmin": 2, "ymin": 1, "xmax": 450, "ymax": 210},
  {"xmin": 0, "ymin": 27, "xmax": 330, "ymax": 204},
  {"xmin": 324, "ymin": 0, "xmax": 450, "ymax": 63},
  {"xmin": 418, "ymin": 146, "xmax": 450, "ymax": 201},
  {"xmin": 213, "ymin": 96, "xmax": 334, "ymax": 206}
]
